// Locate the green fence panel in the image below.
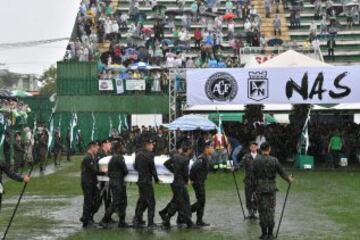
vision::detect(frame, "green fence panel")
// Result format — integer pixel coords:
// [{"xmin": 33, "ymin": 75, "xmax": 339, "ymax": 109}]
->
[
  {"xmin": 57, "ymin": 95, "xmax": 169, "ymax": 114},
  {"xmin": 57, "ymin": 61, "xmax": 98, "ymax": 96},
  {"xmin": 53, "ymin": 112, "xmax": 128, "ymax": 146}
]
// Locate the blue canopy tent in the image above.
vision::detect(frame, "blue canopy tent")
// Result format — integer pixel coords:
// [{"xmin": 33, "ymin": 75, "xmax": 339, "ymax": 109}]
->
[{"xmin": 166, "ymin": 114, "xmax": 217, "ymax": 131}]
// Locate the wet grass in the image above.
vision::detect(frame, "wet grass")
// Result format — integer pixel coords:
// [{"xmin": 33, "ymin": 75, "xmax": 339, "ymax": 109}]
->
[{"xmin": 0, "ymin": 157, "xmax": 359, "ymax": 240}]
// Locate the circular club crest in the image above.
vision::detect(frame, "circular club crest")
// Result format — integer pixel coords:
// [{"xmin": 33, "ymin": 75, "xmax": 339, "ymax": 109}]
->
[
  {"xmin": 205, "ymin": 72, "xmax": 238, "ymax": 102},
  {"xmin": 100, "ymin": 81, "xmax": 109, "ymax": 89}
]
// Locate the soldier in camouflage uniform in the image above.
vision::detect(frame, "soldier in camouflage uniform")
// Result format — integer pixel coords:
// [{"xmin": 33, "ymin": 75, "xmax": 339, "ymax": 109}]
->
[
  {"xmin": 253, "ymin": 142, "xmax": 294, "ymax": 240},
  {"xmin": 240, "ymin": 141, "xmax": 258, "ymax": 219}
]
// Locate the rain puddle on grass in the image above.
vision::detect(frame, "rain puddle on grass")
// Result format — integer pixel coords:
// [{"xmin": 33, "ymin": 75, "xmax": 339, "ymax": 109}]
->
[
  {"xmin": 195, "ymin": 190, "xmax": 344, "ymax": 240},
  {"xmin": 0, "ymin": 189, "xmax": 345, "ymax": 240},
  {"xmin": 0, "ymin": 195, "xmax": 80, "ymax": 240}
]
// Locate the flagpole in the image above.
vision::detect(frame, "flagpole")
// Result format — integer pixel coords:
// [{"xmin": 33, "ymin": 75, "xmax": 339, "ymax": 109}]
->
[{"xmin": 2, "ymin": 165, "xmax": 33, "ymax": 240}]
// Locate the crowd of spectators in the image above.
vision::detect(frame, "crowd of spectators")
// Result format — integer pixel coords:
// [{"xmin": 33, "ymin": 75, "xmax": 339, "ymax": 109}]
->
[
  {"xmin": 287, "ymin": 0, "xmax": 360, "ymax": 61},
  {"xmin": 63, "ymin": 0, "xmax": 295, "ymax": 95},
  {"xmin": 222, "ymin": 120, "xmax": 360, "ymax": 167}
]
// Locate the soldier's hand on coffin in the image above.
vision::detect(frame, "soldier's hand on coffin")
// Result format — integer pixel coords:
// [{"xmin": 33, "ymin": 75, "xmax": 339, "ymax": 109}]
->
[
  {"xmin": 23, "ymin": 176, "xmax": 30, "ymax": 183},
  {"xmin": 100, "ymin": 166, "xmax": 108, "ymax": 173}
]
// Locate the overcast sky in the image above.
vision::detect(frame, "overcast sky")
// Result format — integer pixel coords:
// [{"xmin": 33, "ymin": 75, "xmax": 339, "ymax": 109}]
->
[{"xmin": 0, "ymin": 0, "xmax": 80, "ymax": 75}]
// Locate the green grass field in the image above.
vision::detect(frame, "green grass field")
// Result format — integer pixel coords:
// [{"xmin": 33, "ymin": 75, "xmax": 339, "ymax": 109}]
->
[{"xmin": 0, "ymin": 157, "xmax": 359, "ymax": 240}]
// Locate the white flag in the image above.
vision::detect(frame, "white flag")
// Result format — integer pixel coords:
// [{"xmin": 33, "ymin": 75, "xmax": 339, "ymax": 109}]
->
[
  {"xmin": 109, "ymin": 117, "xmax": 113, "ymax": 137},
  {"xmin": 118, "ymin": 114, "xmax": 122, "ymax": 133},
  {"xmin": 91, "ymin": 112, "xmax": 96, "ymax": 141},
  {"xmin": 115, "ymin": 79, "xmax": 125, "ymax": 95},
  {"xmin": 300, "ymin": 108, "xmax": 311, "ymax": 154}
]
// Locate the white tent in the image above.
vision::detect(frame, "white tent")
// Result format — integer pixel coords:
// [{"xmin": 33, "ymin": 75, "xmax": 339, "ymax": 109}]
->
[
  {"xmin": 260, "ymin": 50, "xmax": 330, "ymax": 67},
  {"xmin": 244, "ymin": 56, "xmax": 260, "ymax": 68}
]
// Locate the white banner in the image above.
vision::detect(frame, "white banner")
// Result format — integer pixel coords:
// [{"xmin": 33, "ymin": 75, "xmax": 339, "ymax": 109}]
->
[
  {"xmin": 115, "ymin": 78, "xmax": 125, "ymax": 94},
  {"xmin": 126, "ymin": 79, "xmax": 146, "ymax": 91},
  {"xmin": 186, "ymin": 67, "xmax": 360, "ymax": 105},
  {"xmin": 99, "ymin": 79, "xmax": 114, "ymax": 91}
]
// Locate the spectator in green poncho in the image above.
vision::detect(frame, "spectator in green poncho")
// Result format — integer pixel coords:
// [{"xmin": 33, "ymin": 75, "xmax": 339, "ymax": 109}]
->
[
  {"xmin": 105, "ymin": 4, "xmax": 113, "ymax": 16},
  {"xmin": 144, "ymin": 73, "xmax": 153, "ymax": 94},
  {"xmin": 328, "ymin": 130, "xmax": 343, "ymax": 168}
]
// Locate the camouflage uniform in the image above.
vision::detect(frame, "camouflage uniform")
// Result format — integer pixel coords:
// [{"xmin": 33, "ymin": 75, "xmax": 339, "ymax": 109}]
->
[
  {"xmin": 253, "ymin": 155, "xmax": 290, "ymax": 237},
  {"xmin": 241, "ymin": 153, "xmax": 258, "ymax": 216}
]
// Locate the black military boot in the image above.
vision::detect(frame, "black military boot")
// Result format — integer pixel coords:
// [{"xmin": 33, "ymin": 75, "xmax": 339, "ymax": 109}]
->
[
  {"xmin": 118, "ymin": 221, "xmax": 131, "ymax": 228},
  {"xmin": 99, "ymin": 218, "xmax": 110, "ymax": 229},
  {"xmin": 162, "ymin": 218, "xmax": 171, "ymax": 228},
  {"xmin": 196, "ymin": 218, "xmax": 210, "ymax": 227},
  {"xmin": 176, "ymin": 215, "xmax": 186, "ymax": 226},
  {"xmin": 147, "ymin": 219, "xmax": 158, "ymax": 228},
  {"xmin": 267, "ymin": 226, "xmax": 275, "ymax": 240},
  {"xmin": 159, "ymin": 210, "xmax": 167, "ymax": 222},
  {"xmin": 109, "ymin": 218, "xmax": 117, "ymax": 224},
  {"xmin": 259, "ymin": 227, "xmax": 267, "ymax": 239},
  {"xmin": 133, "ymin": 216, "xmax": 146, "ymax": 228},
  {"xmin": 186, "ymin": 219, "xmax": 200, "ymax": 229}
]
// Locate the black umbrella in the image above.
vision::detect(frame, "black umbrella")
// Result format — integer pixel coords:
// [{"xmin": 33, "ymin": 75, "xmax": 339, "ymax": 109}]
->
[
  {"xmin": 267, "ymin": 38, "xmax": 284, "ymax": 46},
  {"xmin": 235, "ymin": 32, "xmax": 247, "ymax": 39},
  {"xmin": 201, "ymin": 11, "xmax": 218, "ymax": 18},
  {"xmin": 165, "ymin": 9, "xmax": 183, "ymax": 16},
  {"xmin": 152, "ymin": 4, "xmax": 167, "ymax": 13},
  {"xmin": 183, "ymin": 10, "xmax": 194, "ymax": 16},
  {"xmin": 148, "ymin": 15, "xmax": 166, "ymax": 21}
]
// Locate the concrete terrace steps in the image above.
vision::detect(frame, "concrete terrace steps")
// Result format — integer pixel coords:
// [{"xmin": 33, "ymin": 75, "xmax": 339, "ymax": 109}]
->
[
  {"xmin": 332, "ymin": 61, "xmax": 360, "ymax": 65},
  {"xmin": 253, "ymin": 0, "xmax": 290, "ymax": 40},
  {"xmin": 285, "ymin": 0, "xmax": 360, "ymax": 63},
  {"xmin": 289, "ymin": 29, "xmax": 360, "ymax": 35},
  {"xmin": 321, "ymin": 50, "xmax": 360, "ymax": 56}
]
